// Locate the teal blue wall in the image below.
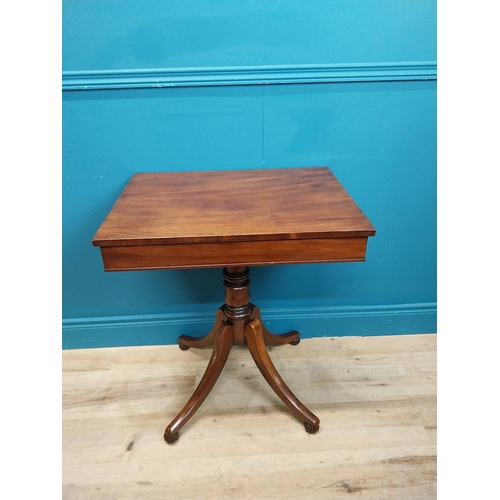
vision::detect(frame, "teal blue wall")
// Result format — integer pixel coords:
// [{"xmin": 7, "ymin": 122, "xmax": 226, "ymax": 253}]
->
[{"xmin": 62, "ymin": 0, "xmax": 437, "ymax": 349}]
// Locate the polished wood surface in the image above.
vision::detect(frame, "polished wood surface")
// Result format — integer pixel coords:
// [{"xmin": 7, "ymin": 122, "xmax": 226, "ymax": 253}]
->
[
  {"xmin": 99, "ymin": 236, "xmax": 369, "ymax": 271},
  {"xmin": 164, "ymin": 322, "xmax": 234, "ymax": 444},
  {"xmin": 63, "ymin": 334, "xmax": 437, "ymax": 499},
  {"xmin": 92, "ymin": 167, "xmax": 375, "ymax": 270},
  {"xmin": 177, "ymin": 305, "xmax": 300, "ymax": 350},
  {"xmin": 93, "ymin": 168, "xmax": 375, "ymax": 246},
  {"xmin": 244, "ymin": 318, "xmax": 320, "ymax": 433}
]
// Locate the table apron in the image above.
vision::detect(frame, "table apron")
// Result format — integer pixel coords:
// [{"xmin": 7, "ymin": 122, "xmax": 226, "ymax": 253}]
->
[{"xmin": 99, "ymin": 237, "xmax": 368, "ymax": 271}]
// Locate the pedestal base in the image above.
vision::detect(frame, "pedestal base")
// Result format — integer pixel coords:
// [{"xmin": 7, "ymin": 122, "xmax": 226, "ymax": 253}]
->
[{"xmin": 164, "ymin": 267, "xmax": 320, "ymax": 443}]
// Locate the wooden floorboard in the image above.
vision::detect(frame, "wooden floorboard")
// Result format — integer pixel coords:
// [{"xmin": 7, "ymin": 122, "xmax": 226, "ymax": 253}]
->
[{"xmin": 62, "ymin": 334, "xmax": 437, "ymax": 499}]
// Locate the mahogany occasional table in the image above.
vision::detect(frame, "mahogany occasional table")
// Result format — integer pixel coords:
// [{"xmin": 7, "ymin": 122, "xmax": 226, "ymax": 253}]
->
[{"xmin": 92, "ymin": 167, "xmax": 375, "ymax": 443}]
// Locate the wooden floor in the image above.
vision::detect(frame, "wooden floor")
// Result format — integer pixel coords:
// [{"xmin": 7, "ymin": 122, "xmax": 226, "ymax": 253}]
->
[{"xmin": 62, "ymin": 334, "xmax": 436, "ymax": 499}]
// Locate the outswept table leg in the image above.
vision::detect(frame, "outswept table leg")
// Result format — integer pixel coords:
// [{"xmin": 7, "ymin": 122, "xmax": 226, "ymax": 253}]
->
[
  {"xmin": 166, "ymin": 268, "xmax": 319, "ymax": 442},
  {"xmin": 178, "ymin": 307, "xmax": 225, "ymax": 350},
  {"xmin": 164, "ymin": 322, "xmax": 234, "ymax": 444},
  {"xmin": 250, "ymin": 304, "xmax": 300, "ymax": 346},
  {"xmin": 244, "ymin": 318, "xmax": 320, "ymax": 433}
]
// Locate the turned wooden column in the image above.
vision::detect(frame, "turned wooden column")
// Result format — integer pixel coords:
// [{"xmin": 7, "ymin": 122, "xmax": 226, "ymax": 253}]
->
[{"xmin": 223, "ymin": 266, "xmax": 252, "ymax": 346}]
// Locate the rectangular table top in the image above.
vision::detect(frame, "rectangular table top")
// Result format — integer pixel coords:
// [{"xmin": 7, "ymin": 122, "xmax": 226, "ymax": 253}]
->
[{"xmin": 92, "ymin": 167, "xmax": 375, "ymax": 271}]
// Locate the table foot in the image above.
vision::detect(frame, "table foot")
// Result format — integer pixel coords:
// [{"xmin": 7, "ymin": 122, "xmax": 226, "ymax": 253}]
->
[
  {"xmin": 164, "ymin": 322, "xmax": 233, "ymax": 444},
  {"xmin": 250, "ymin": 305, "xmax": 301, "ymax": 347},
  {"xmin": 244, "ymin": 318, "xmax": 320, "ymax": 432},
  {"xmin": 164, "ymin": 431, "xmax": 179, "ymax": 444},
  {"xmin": 304, "ymin": 422, "xmax": 320, "ymax": 434},
  {"xmin": 178, "ymin": 307, "xmax": 225, "ymax": 350}
]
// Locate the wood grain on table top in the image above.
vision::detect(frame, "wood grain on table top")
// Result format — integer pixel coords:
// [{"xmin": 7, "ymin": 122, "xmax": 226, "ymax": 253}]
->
[{"xmin": 92, "ymin": 167, "xmax": 375, "ymax": 247}]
